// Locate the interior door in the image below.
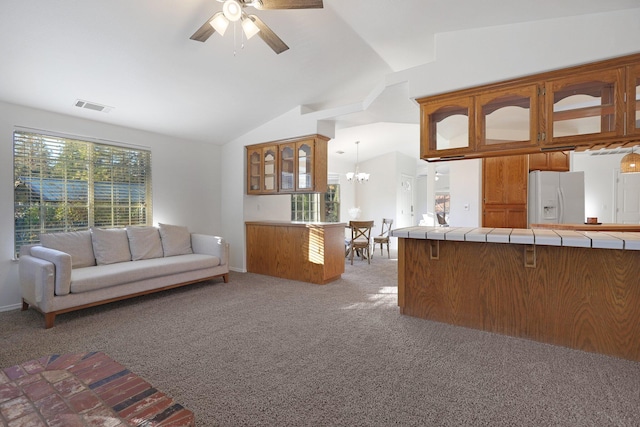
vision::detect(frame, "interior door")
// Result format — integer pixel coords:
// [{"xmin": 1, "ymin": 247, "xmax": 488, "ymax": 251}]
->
[{"xmin": 616, "ymin": 170, "xmax": 640, "ymax": 223}]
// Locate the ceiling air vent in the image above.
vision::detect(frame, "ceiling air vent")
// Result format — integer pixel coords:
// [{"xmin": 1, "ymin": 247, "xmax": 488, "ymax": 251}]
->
[{"xmin": 74, "ymin": 99, "xmax": 113, "ymax": 113}]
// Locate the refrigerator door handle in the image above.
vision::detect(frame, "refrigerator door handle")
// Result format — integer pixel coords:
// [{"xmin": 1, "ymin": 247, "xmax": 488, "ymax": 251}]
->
[{"xmin": 557, "ymin": 187, "xmax": 564, "ymax": 223}]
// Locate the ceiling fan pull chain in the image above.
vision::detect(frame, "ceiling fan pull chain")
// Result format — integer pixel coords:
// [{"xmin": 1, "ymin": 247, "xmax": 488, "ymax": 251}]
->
[{"xmin": 233, "ymin": 21, "xmax": 237, "ymax": 56}]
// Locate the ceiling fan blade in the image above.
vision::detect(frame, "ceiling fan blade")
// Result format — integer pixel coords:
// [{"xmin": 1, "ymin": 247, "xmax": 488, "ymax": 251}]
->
[
  {"xmin": 190, "ymin": 14, "xmax": 218, "ymax": 42},
  {"xmin": 254, "ymin": 0, "xmax": 323, "ymax": 10},
  {"xmin": 248, "ymin": 15, "xmax": 289, "ymax": 54}
]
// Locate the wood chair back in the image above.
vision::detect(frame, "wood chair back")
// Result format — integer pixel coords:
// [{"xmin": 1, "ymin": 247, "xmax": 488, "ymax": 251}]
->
[{"xmin": 348, "ymin": 220, "xmax": 374, "ymax": 264}]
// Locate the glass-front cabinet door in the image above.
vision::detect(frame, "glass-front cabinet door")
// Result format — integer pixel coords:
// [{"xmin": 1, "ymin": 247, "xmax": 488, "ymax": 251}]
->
[
  {"xmin": 544, "ymin": 68, "xmax": 624, "ymax": 146},
  {"xmin": 421, "ymin": 96, "xmax": 474, "ymax": 159},
  {"xmin": 296, "ymin": 140, "xmax": 313, "ymax": 191},
  {"xmin": 247, "ymin": 147, "xmax": 262, "ymax": 194},
  {"xmin": 627, "ymin": 64, "xmax": 640, "ymax": 136},
  {"xmin": 262, "ymin": 146, "xmax": 277, "ymax": 193},
  {"xmin": 476, "ymin": 85, "xmax": 539, "ymax": 152},
  {"xmin": 279, "ymin": 143, "xmax": 295, "ymax": 192}
]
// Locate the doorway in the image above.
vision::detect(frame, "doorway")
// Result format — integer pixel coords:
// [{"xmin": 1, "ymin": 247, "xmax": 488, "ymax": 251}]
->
[
  {"xmin": 616, "ymin": 169, "xmax": 640, "ymax": 223},
  {"xmin": 399, "ymin": 174, "xmax": 415, "ymax": 227}
]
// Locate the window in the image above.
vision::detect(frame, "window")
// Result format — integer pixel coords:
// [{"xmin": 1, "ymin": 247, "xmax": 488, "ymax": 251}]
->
[
  {"xmin": 290, "ymin": 184, "xmax": 340, "ymax": 222},
  {"xmin": 291, "ymin": 193, "xmax": 320, "ymax": 222},
  {"xmin": 323, "ymin": 184, "xmax": 340, "ymax": 222},
  {"xmin": 13, "ymin": 131, "xmax": 152, "ymax": 254}
]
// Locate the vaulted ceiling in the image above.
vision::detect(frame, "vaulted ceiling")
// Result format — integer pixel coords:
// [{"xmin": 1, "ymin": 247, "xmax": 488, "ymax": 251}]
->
[{"xmin": 1, "ymin": 0, "xmax": 639, "ymax": 164}]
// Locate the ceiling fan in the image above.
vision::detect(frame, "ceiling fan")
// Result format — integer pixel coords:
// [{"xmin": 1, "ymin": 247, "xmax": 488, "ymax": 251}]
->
[{"xmin": 190, "ymin": 0, "xmax": 324, "ymax": 54}]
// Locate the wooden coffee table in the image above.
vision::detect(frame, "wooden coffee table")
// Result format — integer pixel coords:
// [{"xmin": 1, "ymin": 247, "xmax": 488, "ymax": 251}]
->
[{"xmin": 0, "ymin": 352, "xmax": 194, "ymax": 426}]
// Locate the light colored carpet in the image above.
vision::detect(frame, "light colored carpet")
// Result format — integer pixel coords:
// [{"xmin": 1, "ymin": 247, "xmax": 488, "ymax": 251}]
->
[{"xmin": 2, "ymin": 255, "xmax": 639, "ymax": 426}]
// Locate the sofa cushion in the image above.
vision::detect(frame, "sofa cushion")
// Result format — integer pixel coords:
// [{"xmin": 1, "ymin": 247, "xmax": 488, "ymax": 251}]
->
[
  {"xmin": 158, "ymin": 223, "xmax": 193, "ymax": 257},
  {"xmin": 126, "ymin": 226, "xmax": 163, "ymax": 260},
  {"xmin": 69, "ymin": 253, "xmax": 221, "ymax": 293},
  {"xmin": 91, "ymin": 228, "xmax": 132, "ymax": 265},
  {"xmin": 40, "ymin": 230, "xmax": 96, "ymax": 268}
]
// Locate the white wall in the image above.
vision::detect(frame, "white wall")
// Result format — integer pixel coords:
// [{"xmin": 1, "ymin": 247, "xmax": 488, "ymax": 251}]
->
[
  {"xmin": 571, "ymin": 151, "xmax": 626, "ymax": 223},
  {"xmin": 403, "ymin": 9, "xmax": 640, "ymax": 100},
  {"xmin": 448, "ymin": 159, "xmax": 482, "ymax": 227},
  {"xmin": 327, "ymin": 155, "xmax": 356, "ymax": 223},
  {"xmin": 0, "ymin": 101, "xmax": 222, "ymax": 311}
]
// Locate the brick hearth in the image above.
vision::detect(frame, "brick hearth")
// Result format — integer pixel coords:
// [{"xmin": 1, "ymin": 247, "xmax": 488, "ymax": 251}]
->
[{"xmin": 0, "ymin": 352, "xmax": 194, "ymax": 426}]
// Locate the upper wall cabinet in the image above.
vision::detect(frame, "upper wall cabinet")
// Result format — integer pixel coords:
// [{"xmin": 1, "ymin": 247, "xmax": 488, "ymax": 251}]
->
[
  {"xmin": 421, "ymin": 96, "xmax": 474, "ymax": 159},
  {"xmin": 418, "ymin": 53, "xmax": 640, "ymax": 161},
  {"xmin": 476, "ymin": 84, "xmax": 540, "ymax": 152},
  {"xmin": 246, "ymin": 135, "xmax": 328, "ymax": 195},
  {"xmin": 247, "ymin": 145, "xmax": 278, "ymax": 195},
  {"xmin": 544, "ymin": 68, "xmax": 624, "ymax": 147},
  {"xmin": 627, "ymin": 63, "xmax": 640, "ymax": 137}
]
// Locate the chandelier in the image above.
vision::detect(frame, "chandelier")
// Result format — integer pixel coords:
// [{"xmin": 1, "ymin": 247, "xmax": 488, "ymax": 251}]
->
[{"xmin": 346, "ymin": 141, "xmax": 370, "ymax": 183}]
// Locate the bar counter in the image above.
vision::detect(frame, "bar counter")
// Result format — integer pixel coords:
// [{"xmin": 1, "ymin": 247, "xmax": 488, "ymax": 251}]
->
[
  {"xmin": 246, "ymin": 221, "xmax": 347, "ymax": 284},
  {"xmin": 391, "ymin": 226, "xmax": 640, "ymax": 361}
]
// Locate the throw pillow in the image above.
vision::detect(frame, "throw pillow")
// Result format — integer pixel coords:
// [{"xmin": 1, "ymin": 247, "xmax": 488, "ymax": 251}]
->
[
  {"xmin": 158, "ymin": 223, "xmax": 193, "ymax": 257},
  {"xmin": 91, "ymin": 228, "xmax": 132, "ymax": 265},
  {"xmin": 126, "ymin": 226, "xmax": 164, "ymax": 260},
  {"xmin": 40, "ymin": 230, "xmax": 96, "ymax": 268}
]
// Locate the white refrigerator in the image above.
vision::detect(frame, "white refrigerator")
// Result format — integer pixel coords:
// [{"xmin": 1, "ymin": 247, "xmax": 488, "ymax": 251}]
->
[{"xmin": 528, "ymin": 171, "xmax": 585, "ymax": 225}]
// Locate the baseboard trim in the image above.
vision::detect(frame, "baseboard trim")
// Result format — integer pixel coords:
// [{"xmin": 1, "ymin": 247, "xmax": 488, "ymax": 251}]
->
[{"xmin": 0, "ymin": 303, "xmax": 22, "ymax": 313}]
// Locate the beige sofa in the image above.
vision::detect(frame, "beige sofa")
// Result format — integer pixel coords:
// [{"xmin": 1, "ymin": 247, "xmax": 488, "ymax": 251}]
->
[{"xmin": 19, "ymin": 224, "xmax": 229, "ymax": 328}]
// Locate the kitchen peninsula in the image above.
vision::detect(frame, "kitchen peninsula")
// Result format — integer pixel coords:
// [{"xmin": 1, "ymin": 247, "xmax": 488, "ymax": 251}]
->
[
  {"xmin": 246, "ymin": 221, "xmax": 347, "ymax": 284},
  {"xmin": 391, "ymin": 226, "xmax": 640, "ymax": 361}
]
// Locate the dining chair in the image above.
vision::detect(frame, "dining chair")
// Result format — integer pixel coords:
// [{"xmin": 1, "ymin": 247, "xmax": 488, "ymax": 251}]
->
[
  {"xmin": 373, "ymin": 218, "xmax": 393, "ymax": 258},
  {"xmin": 348, "ymin": 220, "xmax": 374, "ymax": 265},
  {"xmin": 436, "ymin": 213, "xmax": 449, "ymax": 227}
]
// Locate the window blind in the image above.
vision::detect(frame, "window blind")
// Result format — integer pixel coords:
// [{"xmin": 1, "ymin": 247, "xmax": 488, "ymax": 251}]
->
[{"xmin": 13, "ymin": 131, "xmax": 152, "ymax": 254}]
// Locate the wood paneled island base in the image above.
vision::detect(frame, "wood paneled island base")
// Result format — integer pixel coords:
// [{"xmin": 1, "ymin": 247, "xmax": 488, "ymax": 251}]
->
[
  {"xmin": 246, "ymin": 221, "xmax": 346, "ymax": 284},
  {"xmin": 397, "ymin": 235, "xmax": 640, "ymax": 362}
]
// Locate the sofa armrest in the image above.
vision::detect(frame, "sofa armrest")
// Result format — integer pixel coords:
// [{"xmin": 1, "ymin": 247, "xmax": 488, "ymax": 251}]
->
[
  {"xmin": 191, "ymin": 234, "xmax": 228, "ymax": 265},
  {"xmin": 29, "ymin": 246, "xmax": 73, "ymax": 296},
  {"xmin": 19, "ymin": 254, "xmax": 56, "ymax": 305}
]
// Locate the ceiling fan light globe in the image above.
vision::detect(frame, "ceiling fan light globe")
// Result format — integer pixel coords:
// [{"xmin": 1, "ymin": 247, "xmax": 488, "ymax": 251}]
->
[
  {"xmin": 241, "ymin": 17, "xmax": 261, "ymax": 39},
  {"xmin": 210, "ymin": 13, "xmax": 230, "ymax": 35},
  {"xmin": 223, "ymin": 0, "xmax": 242, "ymax": 22}
]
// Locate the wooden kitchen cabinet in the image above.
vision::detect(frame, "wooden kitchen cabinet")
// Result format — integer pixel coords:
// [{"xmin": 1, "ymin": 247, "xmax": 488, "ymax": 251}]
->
[
  {"xmin": 247, "ymin": 134, "xmax": 329, "ymax": 195},
  {"xmin": 482, "ymin": 155, "xmax": 528, "ymax": 228},
  {"xmin": 421, "ymin": 95, "xmax": 474, "ymax": 159},
  {"xmin": 418, "ymin": 53, "xmax": 640, "ymax": 162},
  {"xmin": 528, "ymin": 151, "xmax": 570, "ymax": 171},
  {"xmin": 247, "ymin": 145, "xmax": 278, "ymax": 195},
  {"xmin": 543, "ymin": 68, "xmax": 624, "ymax": 147},
  {"xmin": 627, "ymin": 63, "xmax": 640, "ymax": 137},
  {"xmin": 476, "ymin": 84, "xmax": 540, "ymax": 152}
]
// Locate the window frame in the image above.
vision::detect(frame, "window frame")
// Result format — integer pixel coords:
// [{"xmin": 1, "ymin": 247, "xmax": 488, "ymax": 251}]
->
[
  {"xmin": 290, "ymin": 183, "xmax": 340, "ymax": 223},
  {"xmin": 13, "ymin": 130, "xmax": 152, "ymax": 255}
]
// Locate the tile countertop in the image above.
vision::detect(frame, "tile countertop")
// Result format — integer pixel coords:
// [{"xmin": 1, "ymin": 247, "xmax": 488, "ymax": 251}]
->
[{"xmin": 390, "ymin": 226, "xmax": 640, "ymax": 250}]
